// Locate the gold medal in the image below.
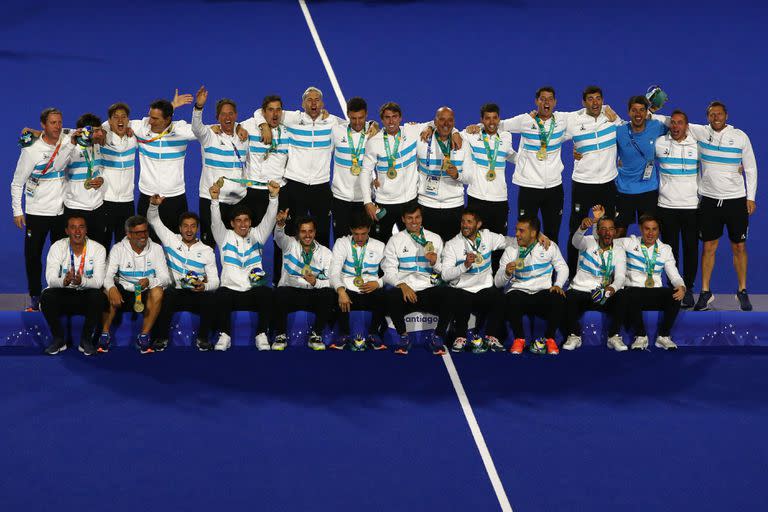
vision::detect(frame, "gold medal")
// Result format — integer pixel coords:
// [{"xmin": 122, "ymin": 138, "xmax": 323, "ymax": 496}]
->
[
  {"xmin": 386, "ymin": 166, "xmax": 397, "ymax": 179},
  {"xmin": 133, "ymin": 299, "xmax": 144, "ymax": 313},
  {"xmin": 215, "ymin": 176, "xmax": 225, "ymax": 188},
  {"xmin": 425, "ymin": 241, "xmax": 435, "ymax": 254},
  {"xmin": 486, "ymin": 170, "xmax": 496, "ymax": 181},
  {"xmin": 474, "ymin": 253, "xmax": 484, "ymax": 265},
  {"xmin": 536, "ymin": 147, "xmax": 547, "ymax": 161},
  {"xmin": 353, "ymin": 276, "xmax": 364, "ymax": 287},
  {"xmin": 303, "ymin": 264, "xmax": 312, "ymax": 276},
  {"xmin": 84, "ymin": 178, "xmax": 93, "ymax": 190},
  {"xmin": 442, "ymin": 156, "xmax": 450, "ymax": 171},
  {"xmin": 645, "ymin": 276, "xmax": 654, "ymax": 288},
  {"xmin": 351, "ymin": 162, "xmax": 361, "ymax": 176},
  {"xmin": 515, "ymin": 258, "xmax": 525, "ymax": 270}
]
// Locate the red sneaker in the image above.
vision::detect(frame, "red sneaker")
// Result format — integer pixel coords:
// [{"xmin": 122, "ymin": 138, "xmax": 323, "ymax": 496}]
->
[
  {"xmin": 545, "ymin": 338, "xmax": 559, "ymax": 355},
  {"xmin": 510, "ymin": 338, "xmax": 525, "ymax": 354}
]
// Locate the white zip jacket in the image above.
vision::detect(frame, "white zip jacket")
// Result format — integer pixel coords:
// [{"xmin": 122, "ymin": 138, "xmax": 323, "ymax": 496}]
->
[
  {"xmin": 331, "ymin": 124, "xmax": 368, "ymax": 202},
  {"xmin": 614, "ymin": 236, "xmax": 684, "ymax": 289},
  {"xmin": 688, "ymin": 123, "xmax": 757, "ymax": 201},
  {"xmin": 655, "ymin": 133, "xmax": 699, "ymax": 209},
  {"xmin": 568, "ymin": 107, "xmax": 621, "ymax": 184},
  {"xmin": 360, "ymin": 123, "xmax": 426, "ymax": 205},
  {"xmin": 329, "ymin": 235, "xmax": 385, "ymax": 292},
  {"xmin": 441, "ymin": 229, "xmax": 507, "ymax": 293},
  {"xmin": 241, "ymin": 116, "xmax": 288, "ymax": 189},
  {"xmin": 11, "ymin": 135, "xmax": 67, "ymax": 217},
  {"xmin": 211, "ymin": 196, "xmax": 277, "ymax": 292},
  {"xmin": 147, "ymin": 204, "xmax": 219, "ymax": 291},
  {"xmin": 45, "ymin": 238, "xmax": 107, "ymax": 289},
  {"xmin": 129, "ymin": 118, "xmax": 196, "ymax": 197},
  {"xmin": 100, "ymin": 131, "xmax": 137, "ymax": 203},
  {"xmin": 417, "ymin": 135, "xmax": 465, "ymax": 209},
  {"xmin": 274, "ymin": 225, "xmax": 333, "ymax": 289},
  {"xmin": 192, "ymin": 108, "xmax": 248, "ymax": 204},
  {"xmin": 104, "ymin": 237, "xmax": 171, "ymax": 291},
  {"xmin": 495, "ymin": 241, "xmax": 568, "ymax": 294},
  {"xmin": 254, "ymin": 109, "xmax": 343, "ymax": 185},
  {"xmin": 500, "ymin": 112, "xmax": 572, "ymax": 189},
  {"xmin": 382, "ymin": 228, "xmax": 443, "ymax": 292},
  {"xmin": 459, "ymin": 130, "xmax": 515, "ymax": 202},
  {"xmin": 570, "ymin": 228, "xmax": 626, "ymax": 293},
  {"xmin": 58, "ymin": 140, "xmax": 105, "ymax": 211}
]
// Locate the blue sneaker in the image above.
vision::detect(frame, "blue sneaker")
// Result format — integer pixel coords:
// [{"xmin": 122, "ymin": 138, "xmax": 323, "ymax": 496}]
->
[
  {"xmin": 136, "ymin": 333, "xmax": 153, "ymax": 354},
  {"xmin": 329, "ymin": 336, "xmax": 349, "ymax": 351},
  {"xmin": 349, "ymin": 334, "xmax": 367, "ymax": 352},
  {"xmin": 467, "ymin": 330, "xmax": 487, "ymax": 354},
  {"xmin": 430, "ymin": 333, "xmax": 447, "ymax": 355},
  {"xmin": 694, "ymin": 291, "xmax": 714, "ymax": 311},
  {"xmin": 97, "ymin": 332, "xmax": 111, "ymax": 353},
  {"xmin": 394, "ymin": 333, "xmax": 410, "ymax": 355},
  {"xmin": 736, "ymin": 289, "xmax": 753, "ymax": 312},
  {"xmin": 25, "ymin": 295, "xmax": 40, "ymax": 312},
  {"xmin": 367, "ymin": 334, "xmax": 387, "ymax": 351}
]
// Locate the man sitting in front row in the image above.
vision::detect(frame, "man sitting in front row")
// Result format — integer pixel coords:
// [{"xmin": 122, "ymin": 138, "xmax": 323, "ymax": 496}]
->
[
  {"xmin": 273, "ymin": 213, "xmax": 335, "ymax": 351},
  {"xmin": 40, "ymin": 214, "xmax": 107, "ymax": 355},
  {"xmin": 564, "ymin": 206, "xmax": 627, "ymax": 351},
  {"xmin": 100, "ymin": 215, "xmax": 171, "ymax": 354},
  {"xmin": 382, "ymin": 203, "xmax": 457, "ymax": 355},
  {"xmin": 612, "ymin": 213, "xmax": 685, "ymax": 350},
  {"xmin": 494, "ymin": 216, "xmax": 569, "ymax": 355},
  {"xmin": 329, "ymin": 213, "xmax": 388, "ymax": 351}
]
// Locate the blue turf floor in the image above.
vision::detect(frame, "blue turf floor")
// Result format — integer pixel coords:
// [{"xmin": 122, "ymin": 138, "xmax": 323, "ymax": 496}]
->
[{"xmin": 1, "ymin": 347, "xmax": 767, "ymax": 511}]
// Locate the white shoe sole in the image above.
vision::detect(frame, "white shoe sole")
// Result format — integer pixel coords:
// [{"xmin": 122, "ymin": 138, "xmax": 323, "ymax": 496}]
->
[
  {"xmin": 563, "ymin": 341, "xmax": 581, "ymax": 351},
  {"xmin": 46, "ymin": 344, "xmax": 67, "ymax": 355},
  {"xmin": 213, "ymin": 344, "xmax": 230, "ymax": 352},
  {"xmin": 695, "ymin": 294, "xmax": 715, "ymax": 311},
  {"xmin": 654, "ymin": 342, "xmax": 678, "ymax": 350}
]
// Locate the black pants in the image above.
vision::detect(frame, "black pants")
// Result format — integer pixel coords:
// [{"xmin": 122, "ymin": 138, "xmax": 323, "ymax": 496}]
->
[
  {"xmin": 467, "ymin": 197, "xmax": 509, "ymax": 235},
  {"xmin": 102, "ymin": 200, "xmax": 135, "ymax": 248},
  {"xmin": 623, "ymin": 287, "xmax": 681, "ymax": 337},
  {"xmin": 503, "ymin": 289, "xmax": 564, "ymax": 340},
  {"xmin": 657, "ymin": 207, "xmax": 698, "ymax": 290},
  {"xmin": 517, "ymin": 184, "xmax": 564, "ymax": 243},
  {"xmin": 273, "ymin": 287, "xmax": 335, "ymax": 335},
  {"xmin": 24, "ymin": 214, "xmax": 65, "ymax": 297},
  {"xmin": 420, "ymin": 205, "xmax": 464, "ymax": 244},
  {"xmin": 565, "ymin": 288, "xmax": 625, "ymax": 337},
  {"xmin": 199, "ymin": 197, "xmax": 240, "ymax": 248},
  {"xmin": 157, "ymin": 287, "xmax": 216, "ymax": 341},
  {"xmin": 615, "ymin": 190, "xmax": 658, "ymax": 229},
  {"xmin": 64, "ymin": 205, "xmax": 108, "ymax": 248},
  {"xmin": 452, "ymin": 287, "xmax": 505, "ymax": 339},
  {"xmin": 336, "ymin": 289, "xmax": 388, "ymax": 336},
  {"xmin": 215, "ymin": 286, "xmax": 273, "ymax": 336},
  {"xmin": 567, "ymin": 181, "xmax": 617, "ymax": 277},
  {"xmin": 40, "ymin": 287, "xmax": 106, "ymax": 342},
  {"xmin": 244, "ymin": 188, "xmax": 287, "ymax": 285},
  {"xmin": 373, "ymin": 199, "xmax": 419, "ymax": 243},
  {"xmin": 137, "ymin": 193, "xmax": 188, "ymax": 242},
  {"xmin": 332, "ymin": 197, "xmax": 365, "ymax": 239},
  {"xmin": 281, "ymin": 179, "xmax": 332, "ymax": 246},
  {"xmin": 385, "ymin": 286, "xmax": 458, "ymax": 336}
]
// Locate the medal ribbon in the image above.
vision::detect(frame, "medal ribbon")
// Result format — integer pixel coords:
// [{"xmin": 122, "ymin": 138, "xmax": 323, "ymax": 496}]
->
[
  {"xmin": 598, "ymin": 247, "xmax": 613, "ymax": 286},
  {"xmin": 81, "ymin": 145, "xmax": 95, "ymax": 181},
  {"xmin": 223, "ymin": 177, "xmax": 261, "ymax": 187},
  {"xmin": 268, "ymin": 126, "xmax": 282, "ymax": 153},
  {"xmin": 535, "ymin": 115, "xmax": 556, "ymax": 152},
  {"xmin": 69, "ymin": 240, "xmax": 87, "ymax": 278},
  {"xmin": 231, "ymin": 141, "xmax": 245, "ymax": 170},
  {"xmin": 409, "ymin": 228, "xmax": 428, "ymax": 247},
  {"xmin": 347, "ymin": 126, "xmax": 365, "ymax": 165},
  {"xmin": 517, "ymin": 241, "xmax": 537, "ymax": 262},
  {"xmin": 350, "ymin": 240, "xmax": 367, "ymax": 277},
  {"xmin": 465, "ymin": 233, "xmax": 482, "ymax": 254},
  {"xmin": 435, "ymin": 135, "xmax": 451, "ymax": 158},
  {"xmin": 135, "ymin": 125, "xmax": 171, "ymax": 144},
  {"xmin": 640, "ymin": 242, "xmax": 659, "ymax": 280},
  {"xmin": 301, "ymin": 243, "xmax": 315, "ymax": 269},
  {"xmin": 40, "ymin": 140, "xmax": 63, "ymax": 175},
  {"xmin": 383, "ymin": 131, "xmax": 401, "ymax": 169},
  {"xmin": 482, "ymin": 131, "xmax": 500, "ymax": 172}
]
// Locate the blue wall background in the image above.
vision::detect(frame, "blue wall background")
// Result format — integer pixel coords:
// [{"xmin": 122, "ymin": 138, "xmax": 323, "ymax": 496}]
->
[{"xmin": 1, "ymin": 0, "xmax": 765, "ymax": 292}]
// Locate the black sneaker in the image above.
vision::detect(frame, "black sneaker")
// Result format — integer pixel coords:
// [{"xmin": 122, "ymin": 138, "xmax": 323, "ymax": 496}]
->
[
  {"xmin": 681, "ymin": 289, "xmax": 694, "ymax": 309},
  {"xmin": 25, "ymin": 295, "xmax": 40, "ymax": 312},
  {"xmin": 44, "ymin": 338, "xmax": 67, "ymax": 355},
  {"xmin": 153, "ymin": 338, "xmax": 169, "ymax": 352},
  {"xmin": 195, "ymin": 337, "xmax": 213, "ymax": 351},
  {"xmin": 693, "ymin": 291, "xmax": 714, "ymax": 311},
  {"xmin": 78, "ymin": 338, "xmax": 96, "ymax": 356},
  {"xmin": 736, "ymin": 289, "xmax": 753, "ymax": 311}
]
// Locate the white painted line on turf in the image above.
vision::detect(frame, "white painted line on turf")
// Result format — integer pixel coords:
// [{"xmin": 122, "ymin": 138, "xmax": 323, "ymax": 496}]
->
[
  {"xmin": 299, "ymin": 2, "xmax": 512, "ymax": 508},
  {"xmin": 298, "ymin": 0, "xmax": 349, "ymax": 119},
  {"xmin": 442, "ymin": 352, "xmax": 514, "ymax": 512}
]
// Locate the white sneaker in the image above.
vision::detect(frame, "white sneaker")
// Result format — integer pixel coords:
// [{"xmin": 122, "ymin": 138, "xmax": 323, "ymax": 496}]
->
[
  {"xmin": 271, "ymin": 334, "xmax": 288, "ymax": 351},
  {"xmin": 607, "ymin": 335, "xmax": 628, "ymax": 352},
  {"xmin": 307, "ymin": 331, "xmax": 326, "ymax": 351},
  {"xmin": 255, "ymin": 333, "xmax": 271, "ymax": 351},
  {"xmin": 631, "ymin": 335, "xmax": 649, "ymax": 350},
  {"xmin": 563, "ymin": 334, "xmax": 582, "ymax": 351},
  {"xmin": 655, "ymin": 335, "xmax": 678, "ymax": 350},
  {"xmin": 214, "ymin": 333, "xmax": 231, "ymax": 352}
]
